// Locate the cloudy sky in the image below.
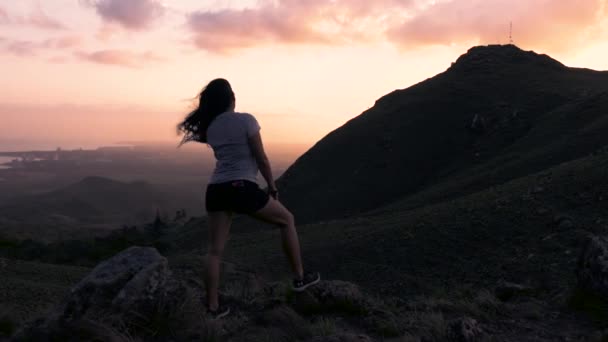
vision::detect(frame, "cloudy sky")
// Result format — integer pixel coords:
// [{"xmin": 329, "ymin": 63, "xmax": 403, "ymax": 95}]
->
[{"xmin": 1, "ymin": 0, "xmax": 607, "ymax": 149}]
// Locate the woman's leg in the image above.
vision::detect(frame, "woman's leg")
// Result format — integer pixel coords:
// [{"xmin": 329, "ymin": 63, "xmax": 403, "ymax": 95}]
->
[
  {"xmin": 251, "ymin": 198, "xmax": 304, "ymax": 279},
  {"xmin": 205, "ymin": 211, "xmax": 233, "ymax": 311}
]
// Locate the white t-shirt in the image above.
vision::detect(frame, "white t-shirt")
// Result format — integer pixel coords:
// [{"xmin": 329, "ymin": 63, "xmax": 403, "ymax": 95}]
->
[{"xmin": 207, "ymin": 111, "xmax": 261, "ymax": 184}]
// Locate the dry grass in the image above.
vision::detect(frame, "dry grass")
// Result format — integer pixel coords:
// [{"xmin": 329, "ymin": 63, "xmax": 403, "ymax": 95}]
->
[{"xmin": 310, "ymin": 317, "xmax": 338, "ymax": 337}]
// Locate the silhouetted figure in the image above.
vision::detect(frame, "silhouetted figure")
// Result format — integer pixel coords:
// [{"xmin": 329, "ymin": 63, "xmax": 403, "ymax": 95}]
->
[{"xmin": 178, "ymin": 78, "xmax": 319, "ymax": 319}]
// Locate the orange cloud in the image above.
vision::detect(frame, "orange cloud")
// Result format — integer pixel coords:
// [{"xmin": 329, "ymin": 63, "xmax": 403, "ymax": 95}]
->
[
  {"xmin": 186, "ymin": 0, "xmax": 417, "ymax": 53},
  {"xmin": 386, "ymin": 0, "xmax": 606, "ymax": 51},
  {"xmin": 75, "ymin": 49, "xmax": 166, "ymax": 67},
  {"xmin": 185, "ymin": 0, "xmax": 606, "ymax": 53},
  {"xmin": 83, "ymin": 0, "xmax": 165, "ymax": 30}
]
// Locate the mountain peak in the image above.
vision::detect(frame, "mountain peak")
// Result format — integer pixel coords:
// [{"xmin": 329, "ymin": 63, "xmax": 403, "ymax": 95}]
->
[
  {"xmin": 449, "ymin": 44, "xmax": 565, "ymax": 72},
  {"xmin": 277, "ymin": 45, "xmax": 608, "ymax": 224}
]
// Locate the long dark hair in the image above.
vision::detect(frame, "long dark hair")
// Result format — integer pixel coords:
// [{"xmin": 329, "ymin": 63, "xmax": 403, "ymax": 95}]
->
[{"xmin": 178, "ymin": 78, "xmax": 235, "ymax": 145}]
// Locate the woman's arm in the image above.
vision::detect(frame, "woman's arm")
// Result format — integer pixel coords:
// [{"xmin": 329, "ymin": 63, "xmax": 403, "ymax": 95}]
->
[{"xmin": 248, "ymin": 132, "xmax": 277, "ymax": 195}]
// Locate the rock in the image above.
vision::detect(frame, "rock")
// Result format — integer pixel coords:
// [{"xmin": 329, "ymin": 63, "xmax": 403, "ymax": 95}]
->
[
  {"xmin": 310, "ymin": 333, "xmax": 374, "ymax": 342},
  {"xmin": 495, "ymin": 280, "xmax": 534, "ymax": 301},
  {"xmin": 577, "ymin": 235, "xmax": 608, "ymax": 299},
  {"xmin": 554, "ymin": 214, "xmax": 575, "ymax": 230},
  {"xmin": 62, "ymin": 246, "xmax": 169, "ymax": 320},
  {"xmin": 15, "ymin": 247, "xmax": 171, "ymax": 339},
  {"xmin": 291, "ymin": 281, "xmax": 371, "ymax": 315},
  {"xmin": 447, "ymin": 317, "xmax": 483, "ymax": 342}
]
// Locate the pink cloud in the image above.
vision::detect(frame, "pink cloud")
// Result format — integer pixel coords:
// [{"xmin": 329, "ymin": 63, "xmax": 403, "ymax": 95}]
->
[
  {"xmin": 4, "ymin": 41, "xmax": 39, "ymax": 56},
  {"xmin": 95, "ymin": 24, "xmax": 120, "ymax": 42},
  {"xmin": 0, "ymin": 6, "xmax": 67, "ymax": 30},
  {"xmin": 83, "ymin": 0, "xmax": 165, "ymax": 30},
  {"xmin": 386, "ymin": 0, "xmax": 606, "ymax": 51},
  {"xmin": 187, "ymin": 0, "xmax": 417, "ymax": 53},
  {"xmin": 188, "ymin": 7, "xmax": 326, "ymax": 53},
  {"xmin": 44, "ymin": 36, "xmax": 83, "ymax": 49},
  {"xmin": 0, "ymin": 6, "xmax": 9, "ymax": 24},
  {"xmin": 185, "ymin": 0, "xmax": 606, "ymax": 53},
  {"xmin": 1, "ymin": 36, "xmax": 83, "ymax": 56},
  {"xmin": 75, "ymin": 49, "xmax": 167, "ymax": 67},
  {"xmin": 26, "ymin": 8, "xmax": 68, "ymax": 30}
]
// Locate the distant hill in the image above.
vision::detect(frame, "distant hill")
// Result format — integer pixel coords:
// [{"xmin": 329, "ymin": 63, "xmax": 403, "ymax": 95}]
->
[
  {"xmin": 0, "ymin": 176, "xmax": 168, "ymax": 224},
  {"xmin": 277, "ymin": 44, "xmax": 608, "ymax": 224}
]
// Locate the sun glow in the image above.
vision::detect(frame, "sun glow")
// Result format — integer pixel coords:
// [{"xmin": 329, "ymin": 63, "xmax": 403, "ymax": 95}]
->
[{"xmin": 1, "ymin": 0, "xmax": 607, "ymax": 150}]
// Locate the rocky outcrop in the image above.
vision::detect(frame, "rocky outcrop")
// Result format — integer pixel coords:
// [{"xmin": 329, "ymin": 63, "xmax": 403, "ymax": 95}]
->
[
  {"xmin": 577, "ymin": 235, "xmax": 608, "ymax": 299},
  {"xmin": 10, "ymin": 248, "xmax": 504, "ymax": 341},
  {"xmin": 67, "ymin": 246, "xmax": 168, "ymax": 318},
  {"xmin": 14, "ymin": 247, "xmax": 175, "ymax": 340}
]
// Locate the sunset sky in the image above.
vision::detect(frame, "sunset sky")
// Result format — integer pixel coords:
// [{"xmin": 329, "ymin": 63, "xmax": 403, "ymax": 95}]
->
[{"xmin": 1, "ymin": 0, "xmax": 607, "ymax": 150}]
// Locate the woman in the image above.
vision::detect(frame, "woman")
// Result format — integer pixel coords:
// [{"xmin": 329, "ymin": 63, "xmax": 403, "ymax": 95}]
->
[{"xmin": 178, "ymin": 79, "xmax": 320, "ymax": 319}]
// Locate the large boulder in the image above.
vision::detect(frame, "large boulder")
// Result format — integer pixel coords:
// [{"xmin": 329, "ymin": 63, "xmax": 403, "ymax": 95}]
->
[
  {"xmin": 15, "ymin": 247, "xmax": 171, "ymax": 340},
  {"xmin": 577, "ymin": 235, "xmax": 608, "ymax": 299},
  {"xmin": 62, "ymin": 246, "xmax": 169, "ymax": 320}
]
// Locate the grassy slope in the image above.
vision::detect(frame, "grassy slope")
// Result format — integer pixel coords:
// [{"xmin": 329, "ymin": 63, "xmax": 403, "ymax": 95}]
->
[
  {"xmin": 160, "ymin": 151, "xmax": 608, "ymax": 340},
  {"xmin": 2, "ymin": 150, "xmax": 605, "ymax": 338},
  {"xmin": 171, "ymin": 148, "xmax": 608, "ymax": 301},
  {"xmin": 0, "ymin": 258, "xmax": 90, "ymax": 322}
]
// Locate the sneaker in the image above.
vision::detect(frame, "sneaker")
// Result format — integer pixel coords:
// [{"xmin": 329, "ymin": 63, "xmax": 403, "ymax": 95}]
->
[
  {"xmin": 292, "ymin": 272, "xmax": 321, "ymax": 292},
  {"xmin": 207, "ymin": 305, "xmax": 231, "ymax": 320}
]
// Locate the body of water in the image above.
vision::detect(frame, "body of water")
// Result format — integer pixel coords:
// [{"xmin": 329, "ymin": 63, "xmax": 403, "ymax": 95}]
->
[
  {"xmin": 0, "ymin": 142, "xmax": 103, "ymax": 152},
  {"xmin": 0, "ymin": 156, "xmax": 14, "ymax": 169}
]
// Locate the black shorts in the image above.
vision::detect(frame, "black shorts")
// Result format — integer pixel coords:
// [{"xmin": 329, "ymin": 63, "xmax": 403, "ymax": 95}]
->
[{"xmin": 205, "ymin": 180, "xmax": 270, "ymax": 214}]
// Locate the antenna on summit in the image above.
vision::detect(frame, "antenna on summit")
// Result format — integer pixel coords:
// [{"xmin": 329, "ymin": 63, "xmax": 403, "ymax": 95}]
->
[{"xmin": 509, "ymin": 21, "xmax": 514, "ymax": 45}]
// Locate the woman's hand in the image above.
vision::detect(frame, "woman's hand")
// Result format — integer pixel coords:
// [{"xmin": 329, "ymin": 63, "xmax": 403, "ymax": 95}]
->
[{"xmin": 268, "ymin": 187, "xmax": 279, "ymax": 200}]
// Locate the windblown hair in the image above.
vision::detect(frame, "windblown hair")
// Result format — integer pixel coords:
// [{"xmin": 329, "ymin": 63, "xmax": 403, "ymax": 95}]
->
[{"xmin": 178, "ymin": 78, "xmax": 235, "ymax": 145}]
